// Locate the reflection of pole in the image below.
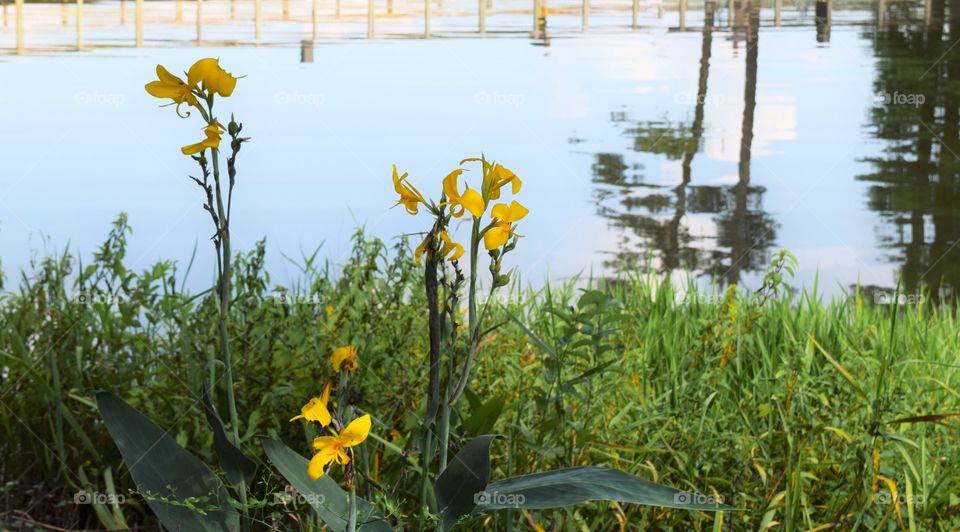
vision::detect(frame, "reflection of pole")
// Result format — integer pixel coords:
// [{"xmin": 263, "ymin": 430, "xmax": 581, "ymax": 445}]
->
[
  {"xmin": 135, "ymin": 0, "xmax": 143, "ymax": 46},
  {"xmin": 15, "ymin": 0, "xmax": 22, "ymax": 53},
  {"xmin": 368, "ymin": 0, "xmax": 375, "ymax": 37},
  {"xmin": 581, "ymin": 0, "xmax": 588, "ymax": 31},
  {"xmin": 76, "ymin": 0, "xmax": 82, "ymax": 50}
]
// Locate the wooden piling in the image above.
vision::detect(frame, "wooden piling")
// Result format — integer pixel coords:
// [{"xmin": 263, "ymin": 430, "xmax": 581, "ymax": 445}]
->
[
  {"xmin": 336, "ymin": 0, "xmax": 341, "ymax": 18},
  {"xmin": 196, "ymin": 0, "xmax": 202, "ymax": 43},
  {"xmin": 480, "ymin": 0, "xmax": 487, "ymax": 33},
  {"xmin": 632, "ymin": 0, "xmax": 638, "ymax": 29},
  {"xmin": 76, "ymin": 0, "xmax": 82, "ymax": 49},
  {"xmin": 62, "ymin": 0, "xmax": 68, "ymax": 26},
  {"xmin": 581, "ymin": 0, "xmax": 589, "ymax": 31},
  {"xmin": 255, "ymin": 0, "xmax": 261, "ymax": 41},
  {"xmin": 425, "ymin": 0, "xmax": 430, "ymax": 37},
  {"xmin": 924, "ymin": 0, "xmax": 931, "ymax": 24},
  {"xmin": 774, "ymin": 0, "xmax": 781, "ymax": 26},
  {"xmin": 15, "ymin": 0, "xmax": 22, "ymax": 53},
  {"xmin": 119, "ymin": 0, "xmax": 125, "ymax": 24},
  {"xmin": 679, "ymin": 0, "xmax": 686, "ymax": 30},
  {"xmin": 176, "ymin": 0, "xmax": 182, "ymax": 22},
  {"xmin": 135, "ymin": 0, "xmax": 143, "ymax": 45},
  {"xmin": 282, "ymin": 0, "xmax": 289, "ymax": 20},
  {"xmin": 727, "ymin": 0, "xmax": 732, "ymax": 26},
  {"xmin": 532, "ymin": 0, "xmax": 540, "ymax": 35},
  {"xmin": 368, "ymin": 0, "xmax": 375, "ymax": 37},
  {"xmin": 387, "ymin": 0, "xmax": 393, "ymax": 14},
  {"xmin": 312, "ymin": 0, "xmax": 318, "ymax": 39}
]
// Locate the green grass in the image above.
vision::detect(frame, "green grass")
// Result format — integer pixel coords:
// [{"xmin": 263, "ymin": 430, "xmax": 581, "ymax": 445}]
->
[{"xmin": 1, "ymin": 216, "xmax": 958, "ymax": 530}]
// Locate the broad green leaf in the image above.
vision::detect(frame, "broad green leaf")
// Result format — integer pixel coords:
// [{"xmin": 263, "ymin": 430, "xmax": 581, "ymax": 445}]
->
[
  {"xmin": 261, "ymin": 438, "xmax": 390, "ymax": 532},
  {"xmin": 473, "ymin": 466, "xmax": 733, "ymax": 512},
  {"xmin": 435, "ymin": 435, "xmax": 499, "ymax": 531},
  {"xmin": 95, "ymin": 392, "xmax": 239, "ymax": 532},
  {"xmin": 461, "ymin": 395, "xmax": 506, "ymax": 437},
  {"xmin": 202, "ymin": 373, "xmax": 258, "ymax": 488}
]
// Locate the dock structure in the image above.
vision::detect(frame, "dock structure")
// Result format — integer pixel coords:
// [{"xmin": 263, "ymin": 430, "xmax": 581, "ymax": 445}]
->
[{"xmin": 1, "ymin": 0, "xmax": 937, "ymax": 54}]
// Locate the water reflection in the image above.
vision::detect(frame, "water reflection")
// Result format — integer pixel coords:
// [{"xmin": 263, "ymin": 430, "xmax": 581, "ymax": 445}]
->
[
  {"xmin": 590, "ymin": 0, "xmax": 777, "ymax": 286},
  {"xmin": 859, "ymin": 0, "xmax": 960, "ymax": 301}
]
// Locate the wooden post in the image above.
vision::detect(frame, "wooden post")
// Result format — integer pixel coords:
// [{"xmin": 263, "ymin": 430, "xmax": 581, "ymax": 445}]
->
[
  {"xmin": 774, "ymin": 0, "xmax": 781, "ymax": 26},
  {"xmin": 424, "ymin": 0, "xmax": 430, "ymax": 37},
  {"xmin": 15, "ymin": 0, "xmax": 22, "ymax": 53},
  {"xmin": 135, "ymin": 0, "xmax": 143, "ymax": 45},
  {"xmin": 581, "ymin": 0, "xmax": 588, "ymax": 31},
  {"xmin": 62, "ymin": 0, "xmax": 68, "ymax": 26},
  {"xmin": 76, "ymin": 0, "xmax": 82, "ymax": 49},
  {"xmin": 924, "ymin": 0, "xmax": 931, "ymax": 24},
  {"xmin": 282, "ymin": 0, "xmax": 289, "ymax": 19},
  {"xmin": 196, "ymin": 0, "xmax": 202, "ymax": 43},
  {"xmin": 479, "ymin": 0, "xmax": 486, "ymax": 33},
  {"xmin": 532, "ymin": 0, "xmax": 539, "ymax": 35},
  {"xmin": 727, "ymin": 0, "xmax": 732, "ymax": 26},
  {"xmin": 312, "ymin": 0, "xmax": 318, "ymax": 39},
  {"xmin": 119, "ymin": 0, "xmax": 125, "ymax": 24},
  {"xmin": 367, "ymin": 0, "xmax": 375, "ymax": 37},
  {"xmin": 387, "ymin": 0, "xmax": 393, "ymax": 14},
  {"xmin": 176, "ymin": 0, "xmax": 182, "ymax": 22},
  {"xmin": 230, "ymin": 0, "xmax": 235, "ymax": 19},
  {"xmin": 3, "ymin": 0, "xmax": 8, "ymax": 29},
  {"xmin": 255, "ymin": 0, "xmax": 261, "ymax": 41},
  {"xmin": 679, "ymin": 0, "xmax": 686, "ymax": 29},
  {"xmin": 335, "ymin": 0, "xmax": 341, "ymax": 18},
  {"xmin": 632, "ymin": 0, "xmax": 638, "ymax": 29}
]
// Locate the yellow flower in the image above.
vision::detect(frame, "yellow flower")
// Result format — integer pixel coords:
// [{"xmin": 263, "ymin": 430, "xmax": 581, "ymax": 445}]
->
[
  {"xmin": 483, "ymin": 163, "xmax": 522, "ymax": 200},
  {"xmin": 144, "ymin": 64, "xmax": 199, "ymax": 115},
  {"xmin": 439, "ymin": 231, "xmax": 464, "ymax": 261},
  {"xmin": 331, "ymin": 345, "xmax": 358, "ymax": 372},
  {"xmin": 181, "ymin": 121, "xmax": 225, "ymax": 155},
  {"xmin": 308, "ymin": 414, "xmax": 371, "ymax": 479},
  {"xmin": 187, "ymin": 58, "xmax": 238, "ymax": 98},
  {"xmin": 392, "ymin": 165, "xmax": 427, "ymax": 215},
  {"xmin": 415, "ymin": 231, "xmax": 464, "ymax": 265},
  {"xmin": 442, "ymin": 169, "xmax": 485, "ymax": 218},
  {"xmin": 290, "ymin": 382, "xmax": 332, "ymax": 426},
  {"xmin": 483, "ymin": 200, "xmax": 529, "ymax": 250}
]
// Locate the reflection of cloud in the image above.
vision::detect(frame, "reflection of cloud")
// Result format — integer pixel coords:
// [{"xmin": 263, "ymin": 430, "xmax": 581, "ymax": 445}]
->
[
  {"xmin": 703, "ymin": 89, "xmax": 797, "ymax": 162},
  {"xmin": 793, "ymin": 246, "xmax": 890, "ymax": 286}
]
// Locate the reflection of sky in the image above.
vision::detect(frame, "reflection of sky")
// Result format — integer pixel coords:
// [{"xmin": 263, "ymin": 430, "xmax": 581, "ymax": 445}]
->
[{"xmin": 0, "ymin": 15, "xmax": 892, "ymax": 297}]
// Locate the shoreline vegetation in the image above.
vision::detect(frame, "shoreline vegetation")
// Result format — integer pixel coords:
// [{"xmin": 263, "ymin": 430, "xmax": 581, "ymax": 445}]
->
[{"xmin": 2, "ymin": 215, "xmax": 958, "ymax": 529}]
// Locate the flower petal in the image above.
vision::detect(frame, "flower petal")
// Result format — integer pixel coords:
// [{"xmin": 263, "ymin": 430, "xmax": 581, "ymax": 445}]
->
[{"xmin": 339, "ymin": 414, "xmax": 371, "ymax": 448}]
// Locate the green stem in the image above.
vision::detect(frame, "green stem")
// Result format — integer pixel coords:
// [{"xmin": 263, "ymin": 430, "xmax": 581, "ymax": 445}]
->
[
  {"xmin": 348, "ymin": 479, "xmax": 358, "ymax": 532},
  {"xmin": 211, "ymin": 146, "xmax": 248, "ymax": 525},
  {"xmin": 448, "ymin": 218, "xmax": 481, "ymax": 405},
  {"xmin": 418, "ymin": 427, "xmax": 434, "ymax": 530}
]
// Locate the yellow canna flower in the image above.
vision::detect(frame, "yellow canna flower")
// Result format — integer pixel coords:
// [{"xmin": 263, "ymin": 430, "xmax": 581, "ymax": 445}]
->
[
  {"xmin": 144, "ymin": 64, "xmax": 200, "ymax": 116},
  {"xmin": 331, "ymin": 345, "xmax": 358, "ymax": 372},
  {"xmin": 415, "ymin": 231, "xmax": 464, "ymax": 265},
  {"xmin": 483, "ymin": 200, "xmax": 529, "ymax": 250},
  {"xmin": 290, "ymin": 381, "xmax": 333, "ymax": 426},
  {"xmin": 483, "ymin": 163, "xmax": 522, "ymax": 201},
  {"xmin": 308, "ymin": 414, "xmax": 371, "ymax": 479},
  {"xmin": 187, "ymin": 58, "xmax": 238, "ymax": 98},
  {"xmin": 442, "ymin": 169, "xmax": 485, "ymax": 218},
  {"xmin": 392, "ymin": 165, "xmax": 427, "ymax": 215},
  {"xmin": 439, "ymin": 231, "xmax": 464, "ymax": 261},
  {"xmin": 181, "ymin": 121, "xmax": 225, "ymax": 155}
]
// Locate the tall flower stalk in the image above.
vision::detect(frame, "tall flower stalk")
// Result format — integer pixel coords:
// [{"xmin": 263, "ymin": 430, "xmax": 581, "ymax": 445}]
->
[{"xmin": 145, "ymin": 57, "xmax": 250, "ymax": 523}]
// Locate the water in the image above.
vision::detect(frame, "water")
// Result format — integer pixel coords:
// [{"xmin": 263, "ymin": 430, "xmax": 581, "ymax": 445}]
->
[{"xmin": 1, "ymin": 1, "xmax": 958, "ymax": 301}]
